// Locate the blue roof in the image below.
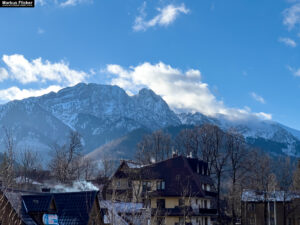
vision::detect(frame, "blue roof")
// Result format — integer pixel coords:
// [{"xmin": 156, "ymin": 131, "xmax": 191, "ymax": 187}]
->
[
  {"xmin": 22, "ymin": 195, "xmax": 54, "ymax": 213},
  {"xmin": 21, "ymin": 191, "xmax": 99, "ymax": 225}
]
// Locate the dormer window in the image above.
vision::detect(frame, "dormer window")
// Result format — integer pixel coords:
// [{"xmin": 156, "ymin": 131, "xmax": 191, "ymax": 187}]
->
[
  {"xmin": 161, "ymin": 181, "xmax": 165, "ymax": 190},
  {"xmin": 157, "ymin": 180, "xmax": 165, "ymax": 190}
]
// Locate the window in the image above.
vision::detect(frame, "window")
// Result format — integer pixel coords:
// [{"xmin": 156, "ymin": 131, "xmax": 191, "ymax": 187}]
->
[
  {"xmin": 206, "ymin": 184, "xmax": 210, "ymax": 191},
  {"xmin": 179, "ymin": 217, "xmax": 184, "ymax": 225},
  {"xmin": 161, "ymin": 181, "xmax": 165, "ymax": 190},
  {"xmin": 156, "ymin": 199, "xmax": 165, "ymax": 209},
  {"xmin": 143, "ymin": 199, "xmax": 151, "ymax": 207},
  {"xmin": 270, "ymin": 202, "xmax": 274, "ymax": 211},
  {"xmin": 179, "ymin": 198, "xmax": 185, "ymax": 206},
  {"xmin": 143, "ymin": 181, "xmax": 151, "ymax": 192},
  {"xmin": 204, "ymin": 200, "xmax": 207, "ymax": 208},
  {"xmin": 157, "ymin": 180, "xmax": 165, "ymax": 190},
  {"xmin": 248, "ymin": 203, "xmax": 255, "ymax": 212},
  {"xmin": 157, "ymin": 217, "xmax": 165, "ymax": 225},
  {"xmin": 205, "ymin": 217, "xmax": 208, "ymax": 225},
  {"xmin": 117, "ymin": 180, "xmax": 120, "ymax": 188}
]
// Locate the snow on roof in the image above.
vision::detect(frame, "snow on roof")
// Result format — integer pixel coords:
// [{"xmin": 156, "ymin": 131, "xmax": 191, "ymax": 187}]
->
[
  {"xmin": 126, "ymin": 161, "xmax": 145, "ymax": 169},
  {"xmin": 100, "ymin": 200, "xmax": 144, "ymax": 213},
  {"xmin": 241, "ymin": 190, "xmax": 300, "ymax": 202}
]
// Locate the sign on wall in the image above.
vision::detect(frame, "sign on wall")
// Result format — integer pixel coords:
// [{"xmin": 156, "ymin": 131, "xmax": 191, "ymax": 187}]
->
[{"xmin": 42, "ymin": 214, "xmax": 59, "ymax": 225}]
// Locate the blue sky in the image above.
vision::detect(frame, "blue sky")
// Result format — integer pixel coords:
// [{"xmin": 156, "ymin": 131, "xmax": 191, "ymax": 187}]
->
[{"xmin": 0, "ymin": 0, "xmax": 300, "ymax": 129}]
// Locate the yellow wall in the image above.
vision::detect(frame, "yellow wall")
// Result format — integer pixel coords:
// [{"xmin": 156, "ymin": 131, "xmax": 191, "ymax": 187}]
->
[
  {"xmin": 132, "ymin": 179, "xmax": 159, "ymax": 202},
  {"xmin": 165, "ymin": 216, "xmax": 179, "ymax": 225},
  {"xmin": 110, "ymin": 178, "xmax": 129, "ymax": 190},
  {"xmin": 151, "ymin": 197, "xmax": 194, "ymax": 208}
]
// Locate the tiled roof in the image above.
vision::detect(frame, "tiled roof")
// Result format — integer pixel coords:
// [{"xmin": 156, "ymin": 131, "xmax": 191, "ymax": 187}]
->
[
  {"xmin": 4, "ymin": 190, "xmax": 99, "ymax": 225},
  {"xmin": 53, "ymin": 191, "xmax": 98, "ymax": 225},
  {"xmin": 134, "ymin": 156, "xmax": 215, "ymax": 197},
  {"xmin": 3, "ymin": 189, "xmax": 39, "ymax": 225},
  {"xmin": 22, "ymin": 195, "xmax": 54, "ymax": 213}
]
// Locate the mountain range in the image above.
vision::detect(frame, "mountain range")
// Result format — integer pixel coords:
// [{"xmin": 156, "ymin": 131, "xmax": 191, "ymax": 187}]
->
[{"xmin": 0, "ymin": 83, "xmax": 298, "ymax": 161}]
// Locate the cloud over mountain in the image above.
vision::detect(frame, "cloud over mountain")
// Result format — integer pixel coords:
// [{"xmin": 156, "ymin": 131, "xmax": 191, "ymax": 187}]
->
[{"xmin": 106, "ymin": 62, "xmax": 272, "ymax": 121}]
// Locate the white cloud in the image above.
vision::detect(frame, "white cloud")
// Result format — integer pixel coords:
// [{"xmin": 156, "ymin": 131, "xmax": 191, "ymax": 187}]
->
[
  {"xmin": 0, "ymin": 68, "xmax": 9, "ymax": 82},
  {"xmin": 294, "ymin": 69, "xmax": 300, "ymax": 76},
  {"xmin": 250, "ymin": 92, "xmax": 266, "ymax": 104},
  {"xmin": 60, "ymin": 0, "xmax": 92, "ymax": 7},
  {"xmin": 255, "ymin": 112, "xmax": 272, "ymax": 120},
  {"xmin": 2, "ymin": 54, "xmax": 88, "ymax": 86},
  {"xmin": 106, "ymin": 62, "xmax": 272, "ymax": 121},
  {"xmin": 287, "ymin": 65, "xmax": 300, "ymax": 76},
  {"xmin": 37, "ymin": 28, "xmax": 45, "ymax": 35},
  {"xmin": 283, "ymin": 3, "xmax": 300, "ymax": 30},
  {"xmin": 0, "ymin": 85, "xmax": 62, "ymax": 102},
  {"xmin": 35, "ymin": 0, "xmax": 46, "ymax": 6},
  {"xmin": 35, "ymin": 0, "xmax": 92, "ymax": 7},
  {"xmin": 133, "ymin": 3, "xmax": 190, "ymax": 31},
  {"xmin": 278, "ymin": 37, "xmax": 297, "ymax": 47}
]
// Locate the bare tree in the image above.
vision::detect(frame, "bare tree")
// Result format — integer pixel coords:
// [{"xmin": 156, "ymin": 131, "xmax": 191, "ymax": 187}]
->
[
  {"xmin": 243, "ymin": 149, "xmax": 276, "ymax": 225},
  {"xmin": 49, "ymin": 131, "xmax": 83, "ymax": 183},
  {"xmin": 17, "ymin": 148, "xmax": 41, "ymax": 185},
  {"xmin": 244, "ymin": 149, "xmax": 273, "ymax": 191},
  {"xmin": 80, "ymin": 157, "xmax": 98, "ymax": 180},
  {"xmin": 210, "ymin": 126, "xmax": 229, "ymax": 222},
  {"xmin": 174, "ymin": 128, "xmax": 195, "ymax": 157},
  {"xmin": 198, "ymin": 124, "xmax": 218, "ymax": 175},
  {"xmin": 226, "ymin": 130, "xmax": 248, "ymax": 224},
  {"xmin": 0, "ymin": 127, "xmax": 16, "ymax": 188},
  {"xmin": 101, "ymin": 158, "xmax": 114, "ymax": 179},
  {"xmin": 136, "ymin": 130, "xmax": 171, "ymax": 164}
]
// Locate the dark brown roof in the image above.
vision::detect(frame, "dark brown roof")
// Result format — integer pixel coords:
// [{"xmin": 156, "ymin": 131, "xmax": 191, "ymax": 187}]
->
[
  {"xmin": 140, "ymin": 156, "xmax": 214, "ymax": 197},
  {"xmin": 112, "ymin": 156, "xmax": 215, "ymax": 198}
]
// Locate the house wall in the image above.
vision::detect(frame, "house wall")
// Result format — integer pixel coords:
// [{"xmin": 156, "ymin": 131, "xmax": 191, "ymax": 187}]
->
[
  {"xmin": 106, "ymin": 178, "xmax": 132, "ymax": 202},
  {"xmin": 151, "ymin": 215, "xmax": 211, "ymax": 225},
  {"xmin": 132, "ymin": 179, "xmax": 159, "ymax": 202},
  {"xmin": 109, "ymin": 178, "xmax": 130, "ymax": 190},
  {"xmin": 242, "ymin": 201, "xmax": 300, "ymax": 225},
  {"xmin": 150, "ymin": 197, "xmax": 211, "ymax": 209},
  {"xmin": 150, "ymin": 197, "xmax": 193, "ymax": 208},
  {"xmin": 88, "ymin": 200, "xmax": 104, "ymax": 225},
  {"xmin": 0, "ymin": 192, "xmax": 24, "ymax": 225}
]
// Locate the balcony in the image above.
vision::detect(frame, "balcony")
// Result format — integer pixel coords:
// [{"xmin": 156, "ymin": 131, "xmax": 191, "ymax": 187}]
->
[
  {"xmin": 151, "ymin": 206, "xmax": 217, "ymax": 217},
  {"xmin": 204, "ymin": 190, "xmax": 217, "ymax": 197}
]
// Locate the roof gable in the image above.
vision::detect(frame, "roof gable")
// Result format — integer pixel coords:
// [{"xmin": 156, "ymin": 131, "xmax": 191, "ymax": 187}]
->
[{"xmin": 22, "ymin": 195, "xmax": 55, "ymax": 213}]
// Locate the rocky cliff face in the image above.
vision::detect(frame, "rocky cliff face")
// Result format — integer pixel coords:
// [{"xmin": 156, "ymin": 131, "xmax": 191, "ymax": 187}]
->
[{"xmin": 0, "ymin": 83, "xmax": 299, "ymax": 158}]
